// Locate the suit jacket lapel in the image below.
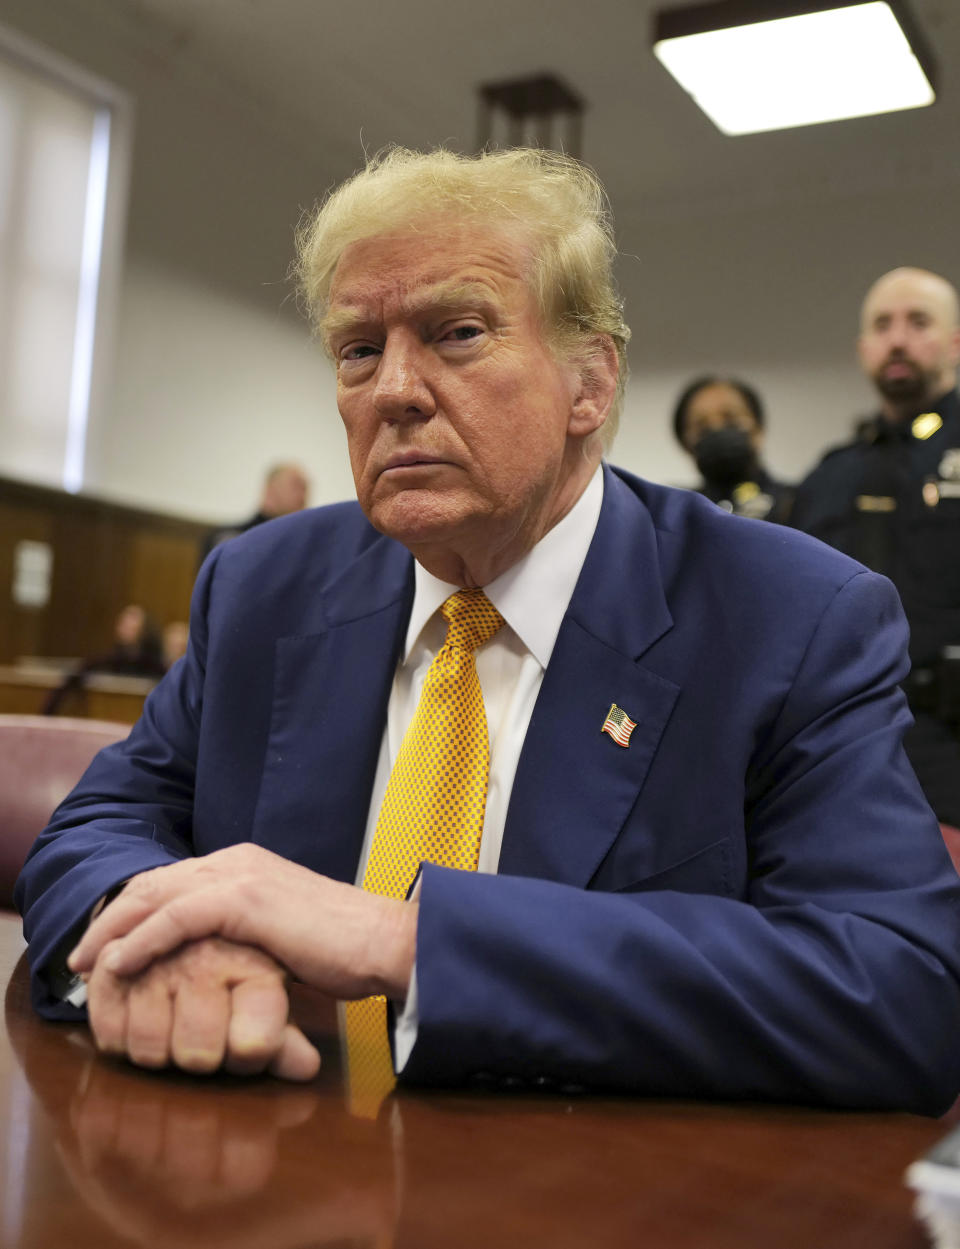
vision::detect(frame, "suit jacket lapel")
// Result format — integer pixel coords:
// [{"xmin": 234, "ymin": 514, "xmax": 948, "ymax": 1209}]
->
[
  {"xmin": 251, "ymin": 536, "xmax": 414, "ymax": 883},
  {"xmin": 499, "ymin": 468, "xmax": 680, "ymax": 886}
]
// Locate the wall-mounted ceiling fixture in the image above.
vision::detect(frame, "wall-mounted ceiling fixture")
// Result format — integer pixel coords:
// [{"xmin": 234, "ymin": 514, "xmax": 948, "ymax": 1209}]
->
[
  {"xmin": 652, "ymin": 1, "xmax": 936, "ymax": 136},
  {"xmin": 477, "ymin": 74, "xmax": 585, "ymax": 157}
]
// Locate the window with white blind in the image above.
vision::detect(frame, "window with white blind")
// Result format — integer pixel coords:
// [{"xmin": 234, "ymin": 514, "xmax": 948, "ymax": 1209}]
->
[{"xmin": 0, "ymin": 27, "xmax": 128, "ymax": 493}]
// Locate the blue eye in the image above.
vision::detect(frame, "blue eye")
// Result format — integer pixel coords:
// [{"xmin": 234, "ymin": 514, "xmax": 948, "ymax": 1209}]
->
[{"xmin": 446, "ymin": 325, "xmax": 482, "ymax": 342}]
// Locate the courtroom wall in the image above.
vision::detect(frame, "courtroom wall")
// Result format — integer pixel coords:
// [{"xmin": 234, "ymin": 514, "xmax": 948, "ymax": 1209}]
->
[{"xmin": 0, "ymin": 475, "xmax": 205, "ymax": 665}]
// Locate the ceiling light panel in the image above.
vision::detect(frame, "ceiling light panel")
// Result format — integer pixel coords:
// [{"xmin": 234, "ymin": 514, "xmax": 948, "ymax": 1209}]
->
[{"xmin": 653, "ymin": 2, "xmax": 936, "ymax": 136}]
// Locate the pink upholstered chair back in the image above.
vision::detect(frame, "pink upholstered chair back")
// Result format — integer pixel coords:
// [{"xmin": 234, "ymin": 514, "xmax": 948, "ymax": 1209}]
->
[
  {"xmin": 0, "ymin": 714, "xmax": 129, "ymax": 910},
  {"xmin": 941, "ymin": 824, "xmax": 960, "ymax": 876}
]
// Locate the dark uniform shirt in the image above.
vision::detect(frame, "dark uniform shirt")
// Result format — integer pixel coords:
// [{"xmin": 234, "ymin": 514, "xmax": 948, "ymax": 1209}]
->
[
  {"xmin": 791, "ymin": 388, "xmax": 960, "ymax": 823},
  {"xmin": 200, "ymin": 511, "xmax": 272, "ymax": 565},
  {"xmin": 700, "ymin": 467, "xmax": 794, "ymax": 524}
]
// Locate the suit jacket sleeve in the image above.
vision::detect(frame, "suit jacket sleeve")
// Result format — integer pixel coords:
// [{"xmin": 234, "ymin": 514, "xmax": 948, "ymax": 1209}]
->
[
  {"xmin": 14, "ymin": 555, "xmax": 218, "ymax": 1017},
  {"xmin": 15, "ymin": 506, "xmax": 404, "ymax": 1018},
  {"xmin": 404, "ymin": 567, "xmax": 960, "ymax": 1113}
]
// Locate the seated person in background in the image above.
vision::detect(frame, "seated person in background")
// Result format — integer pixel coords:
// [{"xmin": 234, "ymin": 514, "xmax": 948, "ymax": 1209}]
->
[
  {"xmin": 201, "ymin": 462, "xmax": 311, "ymax": 561},
  {"xmin": 19, "ymin": 147, "xmax": 960, "ymax": 1115},
  {"xmin": 792, "ymin": 267, "xmax": 960, "ymax": 829},
  {"xmin": 43, "ymin": 604, "xmax": 167, "ymax": 715},
  {"xmin": 161, "ymin": 621, "xmax": 189, "ymax": 672},
  {"xmin": 672, "ymin": 375, "xmax": 793, "ymax": 522}
]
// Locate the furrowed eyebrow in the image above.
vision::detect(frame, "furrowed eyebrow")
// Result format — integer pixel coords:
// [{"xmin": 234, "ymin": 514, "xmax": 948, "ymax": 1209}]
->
[
  {"xmin": 322, "ymin": 279, "xmax": 502, "ymax": 350},
  {"xmin": 321, "ymin": 307, "xmax": 368, "ymax": 351},
  {"xmin": 409, "ymin": 280, "xmax": 500, "ymax": 320}
]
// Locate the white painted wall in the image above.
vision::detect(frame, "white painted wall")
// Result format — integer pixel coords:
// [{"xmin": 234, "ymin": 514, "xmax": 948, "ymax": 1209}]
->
[{"xmin": 90, "ymin": 259, "xmax": 353, "ymax": 521}]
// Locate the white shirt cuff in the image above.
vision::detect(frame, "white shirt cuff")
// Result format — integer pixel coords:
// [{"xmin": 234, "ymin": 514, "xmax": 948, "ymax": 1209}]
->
[
  {"xmin": 392, "ymin": 962, "xmax": 419, "ymax": 1072},
  {"xmin": 391, "ymin": 871, "xmax": 423, "ymax": 1072}
]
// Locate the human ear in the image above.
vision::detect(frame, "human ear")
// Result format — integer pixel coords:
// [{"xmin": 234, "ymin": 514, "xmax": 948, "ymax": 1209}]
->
[
  {"xmin": 569, "ymin": 336, "xmax": 619, "ymax": 438},
  {"xmin": 949, "ymin": 326, "xmax": 960, "ymax": 369}
]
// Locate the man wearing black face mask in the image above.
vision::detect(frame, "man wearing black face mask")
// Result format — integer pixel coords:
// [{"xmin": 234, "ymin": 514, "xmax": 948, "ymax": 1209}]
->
[
  {"xmin": 792, "ymin": 268, "xmax": 960, "ymax": 828},
  {"xmin": 672, "ymin": 376, "xmax": 794, "ymax": 523}
]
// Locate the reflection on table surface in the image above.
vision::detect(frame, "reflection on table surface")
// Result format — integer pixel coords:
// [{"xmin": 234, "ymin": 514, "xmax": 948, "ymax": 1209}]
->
[{"xmin": 0, "ymin": 914, "xmax": 942, "ymax": 1248}]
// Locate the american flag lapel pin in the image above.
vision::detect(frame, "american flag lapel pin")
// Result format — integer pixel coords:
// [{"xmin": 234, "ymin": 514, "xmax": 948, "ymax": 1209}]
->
[{"xmin": 601, "ymin": 703, "xmax": 637, "ymax": 748}]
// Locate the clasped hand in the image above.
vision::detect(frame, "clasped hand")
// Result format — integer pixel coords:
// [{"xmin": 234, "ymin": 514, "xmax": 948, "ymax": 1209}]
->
[{"xmin": 68, "ymin": 845, "xmax": 418, "ymax": 1081}]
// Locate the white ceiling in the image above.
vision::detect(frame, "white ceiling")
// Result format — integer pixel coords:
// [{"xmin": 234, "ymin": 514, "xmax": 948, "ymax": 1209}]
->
[{"xmin": 104, "ymin": 0, "xmax": 960, "ymax": 231}]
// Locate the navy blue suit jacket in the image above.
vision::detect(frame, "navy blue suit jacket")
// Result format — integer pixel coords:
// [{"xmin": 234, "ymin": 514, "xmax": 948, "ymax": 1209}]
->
[{"xmin": 16, "ymin": 466, "xmax": 960, "ymax": 1111}]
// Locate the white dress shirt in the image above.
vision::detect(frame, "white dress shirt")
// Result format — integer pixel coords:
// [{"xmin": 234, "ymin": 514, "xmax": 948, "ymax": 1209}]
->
[{"xmin": 352, "ymin": 467, "xmax": 604, "ymax": 1066}]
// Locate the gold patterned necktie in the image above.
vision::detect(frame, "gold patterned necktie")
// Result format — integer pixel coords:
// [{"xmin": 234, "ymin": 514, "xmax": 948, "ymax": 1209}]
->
[{"xmin": 344, "ymin": 588, "xmax": 504, "ymax": 1117}]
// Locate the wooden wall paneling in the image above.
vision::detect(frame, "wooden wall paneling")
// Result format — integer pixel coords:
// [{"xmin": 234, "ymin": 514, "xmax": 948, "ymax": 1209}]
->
[
  {"xmin": 0, "ymin": 477, "xmax": 207, "ymax": 668},
  {"xmin": 44, "ymin": 506, "xmax": 135, "ymax": 661},
  {"xmin": 127, "ymin": 529, "xmax": 198, "ymax": 628},
  {"xmin": 0, "ymin": 499, "xmax": 54, "ymax": 663}
]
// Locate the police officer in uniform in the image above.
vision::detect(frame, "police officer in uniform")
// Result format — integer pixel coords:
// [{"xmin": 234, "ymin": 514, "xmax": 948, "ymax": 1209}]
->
[
  {"xmin": 672, "ymin": 375, "xmax": 794, "ymax": 522},
  {"xmin": 792, "ymin": 267, "xmax": 960, "ymax": 826}
]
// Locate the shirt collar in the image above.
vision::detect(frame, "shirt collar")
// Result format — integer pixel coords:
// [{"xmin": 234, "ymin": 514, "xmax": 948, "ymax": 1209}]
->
[{"xmin": 404, "ymin": 466, "xmax": 604, "ymax": 669}]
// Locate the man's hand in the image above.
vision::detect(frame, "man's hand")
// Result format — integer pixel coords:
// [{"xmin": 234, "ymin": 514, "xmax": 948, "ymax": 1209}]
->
[
  {"xmin": 70, "ymin": 845, "xmax": 418, "ymax": 1003},
  {"xmin": 86, "ymin": 934, "xmax": 321, "ymax": 1079}
]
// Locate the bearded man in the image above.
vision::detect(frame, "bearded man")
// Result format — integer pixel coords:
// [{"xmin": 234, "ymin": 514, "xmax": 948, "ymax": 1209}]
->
[{"xmin": 792, "ymin": 267, "xmax": 960, "ymax": 825}]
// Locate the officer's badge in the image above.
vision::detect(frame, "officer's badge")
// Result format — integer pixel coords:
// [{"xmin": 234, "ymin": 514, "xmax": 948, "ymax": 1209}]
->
[
  {"xmin": 912, "ymin": 412, "xmax": 942, "ymax": 440},
  {"xmin": 732, "ymin": 481, "xmax": 774, "ymax": 519},
  {"xmin": 938, "ymin": 448, "xmax": 960, "ymax": 482}
]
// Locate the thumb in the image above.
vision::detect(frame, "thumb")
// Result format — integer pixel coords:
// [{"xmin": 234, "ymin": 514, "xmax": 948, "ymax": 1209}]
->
[{"xmin": 269, "ymin": 1024, "xmax": 321, "ymax": 1082}]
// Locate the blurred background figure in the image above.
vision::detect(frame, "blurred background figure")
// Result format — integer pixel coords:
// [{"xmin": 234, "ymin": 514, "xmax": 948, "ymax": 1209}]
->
[
  {"xmin": 43, "ymin": 604, "xmax": 167, "ymax": 715},
  {"xmin": 792, "ymin": 267, "xmax": 960, "ymax": 827},
  {"xmin": 161, "ymin": 621, "xmax": 189, "ymax": 671},
  {"xmin": 201, "ymin": 462, "xmax": 311, "ymax": 560},
  {"xmin": 672, "ymin": 376, "xmax": 794, "ymax": 523}
]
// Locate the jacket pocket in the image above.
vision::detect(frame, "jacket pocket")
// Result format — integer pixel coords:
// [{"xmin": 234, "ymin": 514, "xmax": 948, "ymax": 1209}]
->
[{"xmin": 610, "ymin": 835, "xmax": 733, "ymax": 897}]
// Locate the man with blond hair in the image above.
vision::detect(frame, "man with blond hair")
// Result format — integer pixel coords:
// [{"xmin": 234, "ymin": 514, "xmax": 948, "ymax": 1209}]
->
[
  {"xmin": 793, "ymin": 267, "xmax": 960, "ymax": 825},
  {"xmin": 20, "ymin": 152, "xmax": 960, "ymax": 1113}
]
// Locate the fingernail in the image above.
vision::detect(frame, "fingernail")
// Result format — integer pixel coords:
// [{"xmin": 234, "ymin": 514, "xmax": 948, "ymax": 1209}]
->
[{"xmin": 103, "ymin": 950, "xmax": 121, "ymax": 972}]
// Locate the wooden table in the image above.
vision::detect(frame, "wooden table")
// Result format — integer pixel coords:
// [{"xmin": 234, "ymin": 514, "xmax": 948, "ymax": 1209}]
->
[{"xmin": 0, "ymin": 913, "xmax": 944, "ymax": 1248}]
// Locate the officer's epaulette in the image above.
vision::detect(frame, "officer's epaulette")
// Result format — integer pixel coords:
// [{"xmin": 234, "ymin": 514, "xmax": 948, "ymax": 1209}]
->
[{"xmin": 815, "ymin": 439, "xmax": 860, "ymax": 465}]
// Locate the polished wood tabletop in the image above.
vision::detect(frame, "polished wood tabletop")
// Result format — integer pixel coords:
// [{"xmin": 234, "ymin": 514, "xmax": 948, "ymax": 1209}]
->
[{"xmin": 0, "ymin": 912, "xmax": 944, "ymax": 1248}]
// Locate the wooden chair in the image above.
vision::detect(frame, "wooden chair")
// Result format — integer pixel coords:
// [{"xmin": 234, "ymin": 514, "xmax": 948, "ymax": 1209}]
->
[{"xmin": 0, "ymin": 714, "xmax": 129, "ymax": 909}]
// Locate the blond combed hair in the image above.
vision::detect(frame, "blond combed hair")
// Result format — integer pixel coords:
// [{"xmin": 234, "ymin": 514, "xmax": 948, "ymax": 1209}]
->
[{"xmin": 294, "ymin": 145, "xmax": 630, "ymax": 443}]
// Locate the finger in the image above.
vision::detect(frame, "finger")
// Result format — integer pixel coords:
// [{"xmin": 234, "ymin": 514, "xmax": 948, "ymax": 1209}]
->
[
  {"xmin": 94, "ymin": 891, "xmax": 237, "ymax": 979},
  {"xmin": 69, "ymin": 865, "xmax": 188, "ymax": 972},
  {"xmin": 124, "ymin": 971, "xmax": 174, "ymax": 1069},
  {"xmin": 268, "ymin": 1025, "xmax": 322, "ymax": 1083},
  {"xmin": 170, "ymin": 978, "xmax": 231, "ymax": 1074},
  {"xmin": 86, "ymin": 950, "xmax": 131, "ymax": 1058},
  {"xmin": 223, "ymin": 976, "xmax": 290, "ymax": 1076}
]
